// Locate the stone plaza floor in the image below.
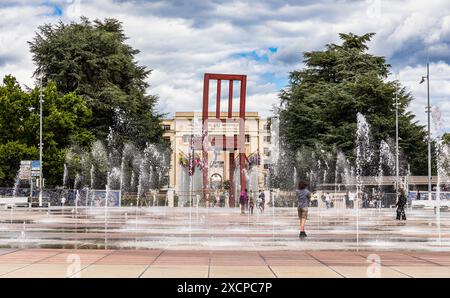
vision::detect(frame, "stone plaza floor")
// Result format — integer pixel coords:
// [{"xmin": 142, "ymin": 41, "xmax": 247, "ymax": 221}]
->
[
  {"xmin": 1, "ymin": 248, "xmax": 450, "ymax": 278},
  {"xmin": 0, "ymin": 206, "xmax": 449, "ymax": 277}
]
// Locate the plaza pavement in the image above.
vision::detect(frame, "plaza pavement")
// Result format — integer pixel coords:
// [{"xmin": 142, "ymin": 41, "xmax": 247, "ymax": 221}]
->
[
  {"xmin": 0, "ymin": 248, "xmax": 450, "ymax": 278},
  {"xmin": 0, "ymin": 206, "xmax": 449, "ymax": 277}
]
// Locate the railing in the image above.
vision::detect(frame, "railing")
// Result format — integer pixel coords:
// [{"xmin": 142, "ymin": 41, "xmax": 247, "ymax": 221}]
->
[
  {"xmin": 0, "ymin": 188, "xmax": 120, "ymax": 207},
  {"xmin": 5, "ymin": 187, "xmax": 446, "ymax": 209},
  {"xmin": 318, "ymin": 175, "xmax": 442, "ymax": 187}
]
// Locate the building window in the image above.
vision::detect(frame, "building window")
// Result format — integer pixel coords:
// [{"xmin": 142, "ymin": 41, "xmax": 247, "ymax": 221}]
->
[
  {"xmin": 162, "ymin": 125, "xmax": 171, "ymax": 131},
  {"xmin": 264, "ymin": 135, "xmax": 271, "ymax": 143},
  {"xmin": 264, "ymin": 148, "xmax": 271, "ymax": 157},
  {"xmin": 163, "ymin": 175, "xmax": 169, "ymax": 186},
  {"xmin": 163, "ymin": 137, "xmax": 171, "ymax": 143},
  {"xmin": 245, "ymin": 134, "xmax": 250, "ymax": 143},
  {"xmin": 211, "ymin": 161, "xmax": 224, "ymax": 168},
  {"xmin": 183, "ymin": 135, "xmax": 193, "ymax": 143},
  {"xmin": 263, "ymin": 123, "xmax": 270, "ymax": 131}
]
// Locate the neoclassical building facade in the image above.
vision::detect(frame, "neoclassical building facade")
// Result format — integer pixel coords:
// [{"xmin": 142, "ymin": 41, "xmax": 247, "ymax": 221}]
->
[{"xmin": 162, "ymin": 112, "xmax": 274, "ymax": 195}]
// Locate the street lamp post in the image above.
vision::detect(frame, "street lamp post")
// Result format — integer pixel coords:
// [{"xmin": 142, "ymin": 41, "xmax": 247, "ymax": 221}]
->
[
  {"xmin": 395, "ymin": 84, "xmax": 399, "ymax": 200},
  {"xmin": 420, "ymin": 63, "xmax": 432, "ymax": 201},
  {"xmin": 39, "ymin": 78, "xmax": 44, "ymax": 207}
]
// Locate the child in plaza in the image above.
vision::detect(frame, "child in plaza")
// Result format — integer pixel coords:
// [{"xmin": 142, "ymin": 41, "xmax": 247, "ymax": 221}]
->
[
  {"xmin": 396, "ymin": 189, "xmax": 407, "ymax": 220},
  {"xmin": 296, "ymin": 180, "xmax": 311, "ymax": 239}
]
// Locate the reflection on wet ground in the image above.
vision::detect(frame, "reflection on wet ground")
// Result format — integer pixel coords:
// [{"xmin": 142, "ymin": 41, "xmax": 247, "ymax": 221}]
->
[{"xmin": 0, "ymin": 207, "xmax": 448, "ymax": 251}]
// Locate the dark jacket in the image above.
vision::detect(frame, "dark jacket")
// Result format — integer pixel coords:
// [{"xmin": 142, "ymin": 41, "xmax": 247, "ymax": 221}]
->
[{"xmin": 396, "ymin": 195, "xmax": 407, "ymax": 209}]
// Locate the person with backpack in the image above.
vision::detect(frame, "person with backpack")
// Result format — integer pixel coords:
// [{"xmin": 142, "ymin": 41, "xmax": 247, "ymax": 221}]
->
[
  {"xmin": 396, "ymin": 189, "xmax": 407, "ymax": 220},
  {"xmin": 296, "ymin": 180, "xmax": 311, "ymax": 239}
]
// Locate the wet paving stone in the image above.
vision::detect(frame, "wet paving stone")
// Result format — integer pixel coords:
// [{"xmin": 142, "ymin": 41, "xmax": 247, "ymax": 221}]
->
[{"xmin": 0, "ymin": 206, "xmax": 449, "ymax": 251}]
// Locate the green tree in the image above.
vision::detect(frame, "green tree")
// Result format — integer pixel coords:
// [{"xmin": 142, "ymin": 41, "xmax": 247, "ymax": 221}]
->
[
  {"xmin": 279, "ymin": 33, "xmax": 429, "ymax": 175},
  {"xmin": 28, "ymin": 17, "xmax": 163, "ymax": 149},
  {"xmin": 443, "ymin": 133, "xmax": 450, "ymax": 145},
  {"xmin": 0, "ymin": 142, "xmax": 38, "ymax": 183},
  {"xmin": 223, "ymin": 180, "xmax": 231, "ymax": 190},
  {"xmin": 0, "ymin": 75, "xmax": 93, "ymax": 187}
]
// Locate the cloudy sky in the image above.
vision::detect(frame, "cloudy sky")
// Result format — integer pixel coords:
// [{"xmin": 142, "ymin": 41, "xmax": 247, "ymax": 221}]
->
[{"xmin": 0, "ymin": 0, "xmax": 449, "ymax": 135}]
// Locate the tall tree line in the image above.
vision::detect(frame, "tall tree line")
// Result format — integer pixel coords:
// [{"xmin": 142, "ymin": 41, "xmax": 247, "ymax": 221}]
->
[
  {"xmin": 278, "ymin": 33, "xmax": 432, "ymax": 177},
  {"xmin": 0, "ymin": 18, "xmax": 165, "ymax": 187}
]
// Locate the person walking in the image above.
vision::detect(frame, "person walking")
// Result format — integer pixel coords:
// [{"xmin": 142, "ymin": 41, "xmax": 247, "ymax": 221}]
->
[
  {"xmin": 345, "ymin": 191, "xmax": 350, "ymax": 208},
  {"xmin": 296, "ymin": 181, "xmax": 311, "ymax": 239},
  {"xmin": 348, "ymin": 192, "xmax": 356, "ymax": 209},
  {"xmin": 215, "ymin": 192, "xmax": 220, "ymax": 207},
  {"xmin": 258, "ymin": 190, "xmax": 265, "ymax": 213},
  {"xmin": 196, "ymin": 194, "xmax": 201, "ymax": 207},
  {"xmin": 396, "ymin": 189, "xmax": 407, "ymax": 220},
  {"xmin": 377, "ymin": 192, "xmax": 383, "ymax": 208},
  {"xmin": 239, "ymin": 189, "xmax": 247, "ymax": 214},
  {"xmin": 325, "ymin": 192, "xmax": 331, "ymax": 209},
  {"xmin": 224, "ymin": 191, "xmax": 230, "ymax": 208},
  {"xmin": 416, "ymin": 189, "xmax": 421, "ymax": 201},
  {"xmin": 249, "ymin": 190, "xmax": 254, "ymax": 215}
]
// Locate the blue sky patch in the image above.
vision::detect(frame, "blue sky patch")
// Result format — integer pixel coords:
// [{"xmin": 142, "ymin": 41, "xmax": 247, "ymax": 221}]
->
[
  {"xmin": 233, "ymin": 50, "xmax": 269, "ymax": 62},
  {"xmin": 232, "ymin": 48, "xmax": 277, "ymax": 63},
  {"xmin": 261, "ymin": 72, "xmax": 288, "ymax": 90},
  {"xmin": 52, "ymin": 5, "xmax": 62, "ymax": 16}
]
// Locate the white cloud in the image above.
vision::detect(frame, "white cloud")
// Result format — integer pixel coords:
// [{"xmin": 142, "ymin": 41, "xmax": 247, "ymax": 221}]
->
[
  {"xmin": 394, "ymin": 61, "xmax": 450, "ymax": 136},
  {"xmin": 0, "ymin": 0, "xmax": 449, "ymax": 133}
]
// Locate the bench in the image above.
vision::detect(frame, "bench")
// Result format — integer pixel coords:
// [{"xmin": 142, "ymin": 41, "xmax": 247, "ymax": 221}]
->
[
  {"xmin": 412, "ymin": 200, "xmax": 450, "ymax": 209},
  {"xmin": 0, "ymin": 197, "xmax": 29, "ymax": 209}
]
